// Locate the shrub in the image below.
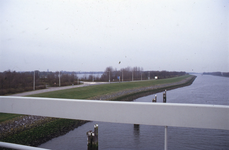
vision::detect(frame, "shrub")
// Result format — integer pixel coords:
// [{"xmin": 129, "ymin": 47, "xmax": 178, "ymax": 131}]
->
[
  {"xmin": 0, "ymin": 89, "xmax": 8, "ymax": 95},
  {"xmin": 35, "ymin": 85, "xmax": 46, "ymax": 90},
  {"xmin": 25, "ymin": 87, "xmax": 33, "ymax": 91}
]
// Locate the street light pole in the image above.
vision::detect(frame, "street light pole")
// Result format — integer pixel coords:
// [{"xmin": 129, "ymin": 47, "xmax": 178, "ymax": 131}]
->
[
  {"xmin": 132, "ymin": 71, "xmax": 133, "ymax": 81},
  {"xmin": 122, "ymin": 70, "xmax": 123, "ymax": 82},
  {"xmin": 109, "ymin": 71, "xmax": 110, "ymax": 83},
  {"xmin": 78, "ymin": 71, "xmax": 80, "ymax": 85},
  {"xmin": 33, "ymin": 71, "xmax": 35, "ymax": 90},
  {"xmin": 59, "ymin": 71, "xmax": 61, "ymax": 87},
  {"xmin": 92, "ymin": 72, "xmax": 94, "ymax": 82}
]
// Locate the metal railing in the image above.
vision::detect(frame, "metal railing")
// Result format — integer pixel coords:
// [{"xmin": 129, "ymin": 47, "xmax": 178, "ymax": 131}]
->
[
  {"xmin": 0, "ymin": 141, "xmax": 50, "ymax": 150},
  {"xmin": 0, "ymin": 96, "xmax": 229, "ymax": 150}
]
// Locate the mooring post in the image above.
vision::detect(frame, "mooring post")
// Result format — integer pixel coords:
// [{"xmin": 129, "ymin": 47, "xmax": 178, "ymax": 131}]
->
[
  {"xmin": 86, "ymin": 124, "xmax": 98, "ymax": 150},
  {"xmin": 134, "ymin": 124, "xmax": 139, "ymax": 130},
  {"xmin": 165, "ymin": 126, "xmax": 168, "ymax": 150},
  {"xmin": 86, "ymin": 130, "xmax": 93, "ymax": 149},
  {"xmin": 152, "ymin": 95, "xmax": 157, "ymax": 102},
  {"xmin": 94, "ymin": 124, "xmax": 98, "ymax": 148},
  {"xmin": 163, "ymin": 90, "xmax": 166, "ymax": 103}
]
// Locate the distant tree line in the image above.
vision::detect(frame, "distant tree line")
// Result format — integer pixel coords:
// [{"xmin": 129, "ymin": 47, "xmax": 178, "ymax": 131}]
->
[
  {"xmin": 100, "ymin": 66, "xmax": 186, "ymax": 82},
  {"xmin": 0, "ymin": 71, "xmax": 41, "ymax": 95},
  {"xmin": 0, "ymin": 70, "xmax": 80, "ymax": 95},
  {"xmin": 203, "ymin": 72, "xmax": 229, "ymax": 77},
  {"xmin": 0, "ymin": 68, "xmax": 186, "ymax": 95},
  {"xmin": 46, "ymin": 71, "xmax": 78, "ymax": 86}
]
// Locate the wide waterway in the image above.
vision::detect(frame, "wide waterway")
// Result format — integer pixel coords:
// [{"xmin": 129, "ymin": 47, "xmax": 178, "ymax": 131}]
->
[{"xmin": 39, "ymin": 74, "xmax": 229, "ymax": 150}]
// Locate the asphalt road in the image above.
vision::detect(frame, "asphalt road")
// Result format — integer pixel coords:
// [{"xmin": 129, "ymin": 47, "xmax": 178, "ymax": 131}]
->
[{"xmin": 10, "ymin": 82, "xmax": 109, "ymax": 97}]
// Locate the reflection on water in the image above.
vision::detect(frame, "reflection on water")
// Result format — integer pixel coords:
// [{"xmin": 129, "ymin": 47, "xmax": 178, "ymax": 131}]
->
[{"xmin": 39, "ymin": 75, "xmax": 229, "ymax": 150}]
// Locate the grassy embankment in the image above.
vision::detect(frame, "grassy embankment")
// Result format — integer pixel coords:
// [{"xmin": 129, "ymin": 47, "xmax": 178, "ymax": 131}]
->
[
  {"xmin": 27, "ymin": 74, "xmax": 195, "ymax": 99},
  {"xmin": 0, "ymin": 114, "xmax": 21, "ymax": 123},
  {"xmin": 0, "ymin": 75, "xmax": 196, "ymax": 147}
]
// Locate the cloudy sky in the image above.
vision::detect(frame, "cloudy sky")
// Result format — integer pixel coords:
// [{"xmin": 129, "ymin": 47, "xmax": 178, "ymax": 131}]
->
[{"xmin": 0, "ymin": 0, "xmax": 228, "ymax": 72}]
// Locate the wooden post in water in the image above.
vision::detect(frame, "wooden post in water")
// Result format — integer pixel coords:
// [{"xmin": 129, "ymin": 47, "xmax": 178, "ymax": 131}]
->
[
  {"xmin": 94, "ymin": 124, "xmax": 98, "ymax": 146},
  {"xmin": 152, "ymin": 95, "xmax": 157, "ymax": 102},
  {"xmin": 134, "ymin": 124, "xmax": 140, "ymax": 132},
  {"xmin": 163, "ymin": 90, "xmax": 166, "ymax": 103},
  {"xmin": 87, "ymin": 124, "xmax": 98, "ymax": 150}
]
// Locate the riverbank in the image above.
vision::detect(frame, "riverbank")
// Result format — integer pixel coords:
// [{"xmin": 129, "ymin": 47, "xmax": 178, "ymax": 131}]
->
[
  {"xmin": 92, "ymin": 75, "xmax": 196, "ymax": 101},
  {"xmin": 38, "ymin": 74, "xmax": 228, "ymax": 150},
  {"xmin": 0, "ymin": 75, "xmax": 196, "ymax": 148},
  {"xmin": 0, "ymin": 118, "xmax": 87, "ymax": 148}
]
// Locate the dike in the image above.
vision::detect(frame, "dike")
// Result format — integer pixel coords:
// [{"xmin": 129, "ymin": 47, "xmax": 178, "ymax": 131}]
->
[
  {"xmin": 114, "ymin": 75, "xmax": 196, "ymax": 101},
  {"xmin": 0, "ymin": 75, "xmax": 196, "ymax": 148},
  {"xmin": 0, "ymin": 119, "xmax": 88, "ymax": 149},
  {"xmin": 91, "ymin": 75, "xmax": 196, "ymax": 101}
]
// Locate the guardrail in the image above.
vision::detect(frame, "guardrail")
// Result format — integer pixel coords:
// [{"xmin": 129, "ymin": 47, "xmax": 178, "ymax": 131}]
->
[
  {"xmin": 0, "ymin": 141, "xmax": 50, "ymax": 150},
  {"xmin": 0, "ymin": 96, "xmax": 229, "ymax": 150}
]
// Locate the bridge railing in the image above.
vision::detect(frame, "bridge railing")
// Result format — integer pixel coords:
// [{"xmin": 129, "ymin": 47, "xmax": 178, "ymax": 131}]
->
[{"xmin": 0, "ymin": 96, "xmax": 229, "ymax": 149}]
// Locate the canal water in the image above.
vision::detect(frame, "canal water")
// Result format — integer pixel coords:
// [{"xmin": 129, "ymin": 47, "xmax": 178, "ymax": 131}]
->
[{"xmin": 39, "ymin": 74, "xmax": 229, "ymax": 150}]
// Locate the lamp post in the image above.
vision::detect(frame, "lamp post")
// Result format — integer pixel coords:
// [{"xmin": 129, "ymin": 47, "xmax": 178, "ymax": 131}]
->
[
  {"xmin": 122, "ymin": 70, "xmax": 123, "ymax": 82},
  {"xmin": 120, "ymin": 70, "xmax": 123, "ymax": 82},
  {"xmin": 59, "ymin": 71, "xmax": 61, "ymax": 87},
  {"xmin": 132, "ymin": 71, "xmax": 133, "ymax": 81},
  {"xmin": 108, "ymin": 71, "xmax": 110, "ymax": 83},
  {"xmin": 33, "ymin": 71, "xmax": 35, "ymax": 90},
  {"xmin": 77, "ymin": 71, "xmax": 80, "ymax": 85},
  {"xmin": 106, "ymin": 71, "xmax": 110, "ymax": 83},
  {"xmin": 92, "ymin": 72, "xmax": 94, "ymax": 82}
]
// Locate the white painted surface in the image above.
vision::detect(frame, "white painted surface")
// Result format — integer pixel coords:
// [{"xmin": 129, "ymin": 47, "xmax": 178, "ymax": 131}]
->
[
  {"xmin": 164, "ymin": 126, "xmax": 168, "ymax": 150},
  {"xmin": 0, "ymin": 141, "xmax": 50, "ymax": 150},
  {"xmin": 0, "ymin": 96, "xmax": 229, "ymax": 130}
]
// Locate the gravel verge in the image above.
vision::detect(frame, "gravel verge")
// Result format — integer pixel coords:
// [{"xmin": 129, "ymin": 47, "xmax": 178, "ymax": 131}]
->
[{"xmin": 0, "ymin": 116, "xmax": 55, "ymax": 139}]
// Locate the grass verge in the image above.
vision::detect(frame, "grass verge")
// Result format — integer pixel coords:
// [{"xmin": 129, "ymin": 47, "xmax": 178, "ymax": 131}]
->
[
  {"xmin": 0, "ymin": 114, "xmax": 21, "ymax": 123},
  {"xmin": 27, "ymin": 75, "xmax": 193, "ymax": 99}
]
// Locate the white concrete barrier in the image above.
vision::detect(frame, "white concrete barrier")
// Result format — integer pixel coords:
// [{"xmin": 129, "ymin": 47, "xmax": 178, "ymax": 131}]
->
[
  {"xmin": 1, "ymin": 96, "xmax": 228, "ymax": 130},
  {"xmin": 0, "ymin": 141, "xmax": 50, "ymax": 150}
]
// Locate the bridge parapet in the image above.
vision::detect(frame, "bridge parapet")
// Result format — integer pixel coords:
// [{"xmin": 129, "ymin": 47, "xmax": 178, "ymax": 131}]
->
[{"xmin": 0, "ymin": 96, "xmax": 228, "ymax": 130}]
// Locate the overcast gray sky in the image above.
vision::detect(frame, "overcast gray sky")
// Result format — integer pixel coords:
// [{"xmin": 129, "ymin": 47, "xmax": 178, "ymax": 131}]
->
[{"xmin": 0, "ymin": 0, "xmax": 228, "ymax": 72}]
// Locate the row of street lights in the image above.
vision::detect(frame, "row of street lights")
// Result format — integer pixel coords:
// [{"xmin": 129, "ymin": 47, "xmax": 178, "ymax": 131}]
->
[
  {"xmin": 106, "ymin": 71, "xmax": 152, "ymax": 83},
  {"xmin": 33, "ymin": 71, "xmax": 63, "ymax": 90},
  {"xmin": 33, "ymin": 70, "xmax": 89, "ymax": 90},
  {"xmin": 32, "ymin": 70, "xmax": 153, "ymax": 90}
]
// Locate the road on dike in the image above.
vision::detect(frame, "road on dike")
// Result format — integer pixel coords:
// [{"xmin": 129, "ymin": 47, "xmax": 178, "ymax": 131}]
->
[{"xmin": 10, "ymin": 82, "xmax": 109, "ymax": 97}]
